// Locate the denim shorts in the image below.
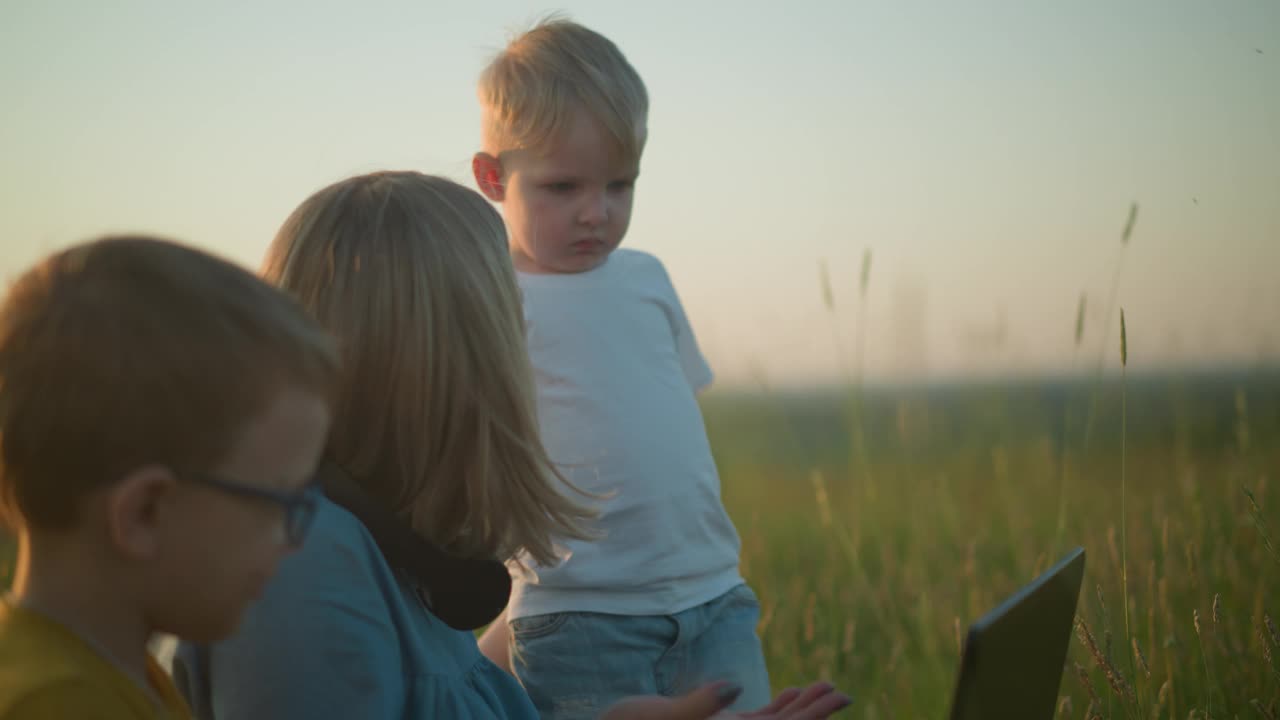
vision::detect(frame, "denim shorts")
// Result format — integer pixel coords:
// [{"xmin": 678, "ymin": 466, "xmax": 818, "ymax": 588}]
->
[{"xmin": 509, "ymin": 583, "xmax": 771, "ymax": 720}]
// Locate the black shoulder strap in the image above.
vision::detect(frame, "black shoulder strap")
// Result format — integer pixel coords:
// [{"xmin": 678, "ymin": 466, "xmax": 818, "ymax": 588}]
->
[{"xmin": 317, "ymin": 461, "xmax": 511, "ymax": 630}]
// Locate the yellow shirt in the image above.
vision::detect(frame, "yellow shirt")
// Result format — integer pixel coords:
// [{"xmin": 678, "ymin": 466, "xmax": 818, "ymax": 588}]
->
[{"xmin": 0, "ymin": 601, "xmax": 192, "ymax": 720}]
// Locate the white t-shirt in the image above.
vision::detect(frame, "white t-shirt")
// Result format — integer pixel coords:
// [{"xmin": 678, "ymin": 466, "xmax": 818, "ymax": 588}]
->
[{"xmin": 509, "ymin": 249, "xmax": 743, "ymax": 618}]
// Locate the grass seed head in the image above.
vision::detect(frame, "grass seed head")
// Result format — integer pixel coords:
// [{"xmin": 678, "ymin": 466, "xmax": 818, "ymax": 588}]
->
[
  {"xmin": 1121, "ymin": 202, "xmax": 1139, "ymax": 244},
  {"xmin": 859, "ymin": 249, "xmax": 872, "ymax": 297},
  {"xmin": 1120, "ymin": 309, "xmax": 1128, "ymax": 367},
  {"xmin": 1132, "ymin": 636, "xmax": 1151, "ymax": 678},
  {"xmin": 1074, "ymin": 293, "xmax": 1087, "ymax": 347},
  {"xmin": 819, "ymin": 260, "xmax": 834, "ymax": 312}
]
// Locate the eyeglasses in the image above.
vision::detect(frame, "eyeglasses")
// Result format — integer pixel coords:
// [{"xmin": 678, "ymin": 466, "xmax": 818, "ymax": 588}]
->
[{"xmin": 181, "ymin": 471, "xmax": 322, "ymax": 547}]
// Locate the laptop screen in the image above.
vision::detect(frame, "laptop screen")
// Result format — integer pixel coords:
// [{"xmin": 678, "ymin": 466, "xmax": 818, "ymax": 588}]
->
[{"xmin": 949, "ymin": 547, "xmax": 1086, "ymax": 720}]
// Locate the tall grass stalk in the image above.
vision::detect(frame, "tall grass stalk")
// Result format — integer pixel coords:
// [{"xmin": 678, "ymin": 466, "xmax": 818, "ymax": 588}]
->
[
  {"xmin": 1243, "ymin": 487, "xmax": 1280, "ymax": 567},
  {"xmin": 1054, "ymin": 293, "xmax": 1088, "ymax": 554},
  {"xmin": 814, "ymin": 255, "xmax": 892, "ymax": 635},
  {"xmin": 855, "ymin": 249, "xmax": 872, "ymax": 386},
  {"xmin": 818, "ymin": 260, "xmax": 850, "ymax": 381},
  {"xmin": 852, "ymin": 249, "xmax": 874, "ymax": 502},
  {"xmin": 1082, "ymin": 202, "xmax": 1138, "ymax": 456},
  {"xmin": 817, "ymin": 257, "xmax": 873, "ymax": 521},
  {"xmin": 1194, "ymin": 608, "xmax": 1213, "ymax": 717},
  {"xmin": 1119, "ymin": 308, "xmax": 1139, "ymax": 716}
]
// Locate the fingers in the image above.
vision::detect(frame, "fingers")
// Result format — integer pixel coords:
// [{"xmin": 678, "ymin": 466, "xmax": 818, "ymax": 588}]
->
[
  {"xmin": 776, "ymin": 682, "xmax": 851, "ymax": 719},
  {"xmin": 743, "ymin": 682, "xmax": 851, "ymax": 719},
  {"xmin": 741, "ymin": 687, "xmax": 803, "ymax": 716},
  {"xmin": 599, "ymin": 681, "xmax": 849, "ymax": 720},
  {"xmin": 663, "ymin": 681, "xmax": 745, "ymax": 720},
  {"xmin": 780, "ymin": 682, "xmax": 835, "ymax": 711}
]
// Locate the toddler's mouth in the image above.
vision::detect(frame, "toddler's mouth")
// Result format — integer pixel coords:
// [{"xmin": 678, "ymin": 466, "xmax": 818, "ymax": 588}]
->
[{"xmin": 571, "ymin": 239, "xmax": 605, "ymax": 252}]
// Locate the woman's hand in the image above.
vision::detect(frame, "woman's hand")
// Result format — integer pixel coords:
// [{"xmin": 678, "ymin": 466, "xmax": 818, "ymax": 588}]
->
[{"xmin": 600, "ymin": 681, "xmax": 851, "ymax": 720}]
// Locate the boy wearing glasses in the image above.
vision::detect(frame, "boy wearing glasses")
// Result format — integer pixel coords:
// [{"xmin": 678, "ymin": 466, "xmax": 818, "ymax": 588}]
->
[{"xmin": 0, "ymin": 236, "xmax": 338, "ymax": 719}]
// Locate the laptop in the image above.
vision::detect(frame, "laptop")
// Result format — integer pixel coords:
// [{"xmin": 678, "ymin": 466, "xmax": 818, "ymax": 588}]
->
[{"xmin": 948, "ymin": 547, "xmax": 1086, "ymax": 720}]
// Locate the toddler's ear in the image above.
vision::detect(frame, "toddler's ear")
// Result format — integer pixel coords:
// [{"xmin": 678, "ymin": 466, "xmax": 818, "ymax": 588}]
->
[{"xmin": 472, "ymin": 153, "xmax": 506, "ymax": 202}]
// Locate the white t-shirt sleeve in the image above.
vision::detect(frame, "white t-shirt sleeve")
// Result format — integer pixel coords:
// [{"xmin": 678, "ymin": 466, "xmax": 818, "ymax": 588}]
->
[{"xmin": 652, "ymin": 261, "xmax": 713, "ymax": 393}]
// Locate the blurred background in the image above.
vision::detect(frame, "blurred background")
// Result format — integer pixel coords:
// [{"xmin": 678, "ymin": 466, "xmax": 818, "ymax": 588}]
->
[
  {"xmin": 3, "ymin": 1, "xmax": 1278, "ymax": 716},
  {"xmin": 3, "ymin": 0, "xmax": 1277, "ymax": 385}
]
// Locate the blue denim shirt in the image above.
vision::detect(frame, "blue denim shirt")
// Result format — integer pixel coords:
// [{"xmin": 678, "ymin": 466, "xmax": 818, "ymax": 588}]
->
[{"xmin": 173, "ymin": 498, "xmax": 537, "ymax": 720}]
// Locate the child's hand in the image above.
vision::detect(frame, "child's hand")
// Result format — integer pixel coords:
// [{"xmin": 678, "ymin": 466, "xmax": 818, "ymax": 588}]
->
[
  {"xmin": 600, "ymin": 681, "xmax": 851, "ymax": 720},
  {"xmin": 734, "ymin": 683, "xmax": 851, "ymax": 718}
]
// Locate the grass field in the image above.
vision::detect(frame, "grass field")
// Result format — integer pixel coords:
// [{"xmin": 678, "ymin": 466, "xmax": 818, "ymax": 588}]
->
[{"xmin": 706, "ymin": 368, "xmax": 1280, "ymax": 719}]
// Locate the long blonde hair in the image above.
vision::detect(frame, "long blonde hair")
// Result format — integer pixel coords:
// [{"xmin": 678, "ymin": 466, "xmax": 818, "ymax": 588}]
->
[{"xmin": 262, "ymin": 171, "xmax": 592, "ymax": 565}]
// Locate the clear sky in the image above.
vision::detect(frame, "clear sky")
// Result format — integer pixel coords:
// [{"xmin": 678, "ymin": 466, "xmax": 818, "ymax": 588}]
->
[{"xmin": 3, "ymin": 0, "xmax": 1277, "ymax": 386}]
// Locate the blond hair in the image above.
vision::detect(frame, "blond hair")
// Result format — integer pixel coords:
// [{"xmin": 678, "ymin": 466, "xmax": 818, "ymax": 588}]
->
[
  {"xmin": 0, "ymin": 236, "xmax": 339, "ymax": 531},
  {"xmin": 262, "ymin": 171, "xmax": 593, "ymax": 565},
  {"xmin": 478, "ymin": 16, "xmax": 648, "ymax": 163}
]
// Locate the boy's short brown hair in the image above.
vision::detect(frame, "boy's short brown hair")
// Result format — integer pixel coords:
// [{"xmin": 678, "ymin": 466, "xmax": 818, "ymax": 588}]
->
[
  {"xmin": 0, "ymin": 236, "xmax": 339, "ymax": 531},
  {"xmin": 478, "ymin": 17, "xmax": 648, "ymax": 164}
]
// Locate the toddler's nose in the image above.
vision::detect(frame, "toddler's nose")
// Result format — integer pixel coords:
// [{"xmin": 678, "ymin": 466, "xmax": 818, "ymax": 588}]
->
[{"xmin": 578, "ymin": 191, "xmax": 608, "ymax": 226}]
